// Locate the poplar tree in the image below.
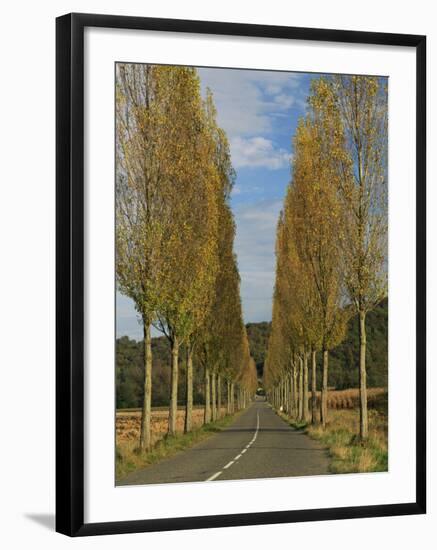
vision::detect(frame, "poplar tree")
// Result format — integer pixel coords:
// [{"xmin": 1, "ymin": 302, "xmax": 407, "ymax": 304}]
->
[
  {"xmin": 183, "ymin": 89, "xmax": 234, "ymax": 433},
  {"xmin": 289, "ymin": 103, "xmax": 349, "ymax": 428},
  {"xmin": 265, "ymin": 76, "xmax": 387, "ymax": 439},
  {"xmin": 196, "ymin": 199, "xmax": 239, "ymax": 423},
  {"xmin": 154, "ymin": 67, "xmax": 219, "ymax": 436},
  {"xmin": 115, "ymin": 63, "xmax": 174, "ymax": 451},
  {"xmin": 332, "ymin": 76, "xmax": 388, "ymax": 440}
]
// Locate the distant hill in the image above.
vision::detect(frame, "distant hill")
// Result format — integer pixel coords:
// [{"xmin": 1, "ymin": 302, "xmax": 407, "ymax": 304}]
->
[
  {"xmin": 245, "ymin": 299, "xmax": 388, "ymax": 390},
  {"xmin": 116, "ymin": 299, "xmax": 387, "ymax": 408},
  {"xmin": 116, "ymin": 336, "xmax": 205, "ymax": 409},
  {"xmin": 245, "ymin": 322, "xmax": 271, "ymax": 378},
  {"xmin": 329, "ymin": 298, "xmax": 388, "ymax": 389}
]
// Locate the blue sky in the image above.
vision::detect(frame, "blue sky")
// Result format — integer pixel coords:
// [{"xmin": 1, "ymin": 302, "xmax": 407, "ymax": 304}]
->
[{"xmin": 117, "ymin": 67, "xmax": 316, "ymax": 340}]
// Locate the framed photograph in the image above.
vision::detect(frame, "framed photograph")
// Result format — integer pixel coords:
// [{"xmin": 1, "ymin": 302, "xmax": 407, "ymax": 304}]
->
[{"xmin": 56, "ymin": 13, "xmax": 426, "ymax": 536}]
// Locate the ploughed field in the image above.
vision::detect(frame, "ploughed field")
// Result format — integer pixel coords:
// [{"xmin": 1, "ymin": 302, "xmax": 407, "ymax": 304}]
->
[
  {"xmin": 312, "ymin": 387, "xmax": 386, "ymax": 411},
  {"xmin": 116, "ymin": 406, "xmax": 227, "ymax": 447}
]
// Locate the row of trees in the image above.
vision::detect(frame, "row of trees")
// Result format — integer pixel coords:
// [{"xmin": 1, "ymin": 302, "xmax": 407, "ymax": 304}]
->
[
  {"xmin": 116, "ymin": 63, "xmax": 257, "ymax": 452},
  {"xmin": 264, "ymin": 76, "xmax": 388, "ymax": 440}
]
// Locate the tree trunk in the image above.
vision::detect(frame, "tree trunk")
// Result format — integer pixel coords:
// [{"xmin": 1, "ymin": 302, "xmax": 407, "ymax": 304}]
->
[
  {"xmin": 303, "ymin": 350, "xmax": 309, "ymax": 422},
  {"xmin": 282, "ymin": 378, "xmax": 286, "ymax": 410},
  {"xmin": 359, "ymin": 310, "xmax": 369, "ymax": 440},
  {"xmin": 282, "ymin": 378, "xmax": 286, "ymax": 412},
  {"xmin": 217, "ymin": 374, "xmax": 222, "ymax": 419},
  {"xmin": 311, "ymin": 349, "xmax": 317, "ymax": 424},
  {"xmin": 289, "ymin": 372, "xmax": 294, "ymax": 417},
  {"xmin": 284, "ymin": 374, "xmax": 289, "ymax": 414},
  {"xmin": 204, "ymin": 366, "xmax": 211, "ymax": 424},
  {"xmin": 211, "ymin": 371, "xmax": 217, "ymax": 421},
  {"xmin": 139, "ymin": 322, "xmax": 153, "ymax": 451},
  {"xmin": 168, "ymin": 337, "xmax": 179, "ymax": 436},
  {"xmin": 321, "ymin": 349, "xmax": 328, "ymax": 428},
  {"xmin": 184, "ymin": 346, "xmax": 193, "ymax": 433},
  {"xmin": 298, "ymin": 355, "xmax": 304, "ymax": 421},
  {"xmin": 230, "ymin": 382, "xmax": 235, "ymax": 413},
  {"xmin": 292, "ymin": 360, "xmax": 298, "ymax": 418},
  {"xmin": 227, "ymin": 380, "xmax": 231, "ymax": 415}
]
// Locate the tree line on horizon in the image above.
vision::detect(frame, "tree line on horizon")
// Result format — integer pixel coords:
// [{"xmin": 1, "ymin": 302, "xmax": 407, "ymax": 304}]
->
[
  {"xmin": 116, "ymin": 63, "xmax": 257, "ymax": 453},
  {"xmin": 264, "ymin": 75, "xmax": 388, "ymax": 440},
  {"xmin": 116, "ymin": 299, "xmax": 387, "ymax": 409}
]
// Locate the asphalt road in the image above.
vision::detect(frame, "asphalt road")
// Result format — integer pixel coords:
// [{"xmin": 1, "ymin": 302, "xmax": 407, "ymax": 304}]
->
[{"xmin": 118, "ymin": 400, "xmax": 330, "ymax": 486}]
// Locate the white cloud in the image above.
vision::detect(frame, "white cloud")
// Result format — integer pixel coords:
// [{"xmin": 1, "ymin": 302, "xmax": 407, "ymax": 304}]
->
[
  {"xmin": 235, "ymin": 199, "xmax": 282, "ymax": 267},
  {"xmin": 233, "ymin": 200, "xmax": 283, "ymax": 322},
  {"xmin": 116, "ymin": 292, "xmax": 161, "ymax": 340},
  {"xmin": 240, "ymin": 271, "xmax": 276, "ymax": 323},
  {"xmin": 231, "ymin": 184, "xmax": 242, "ymax": 196},
  {"xmin": 271, "ymin": 93, "xmax": 296, "ymax": 110},
  {"xmin": 231, "ymin": 136, "xmax": 291, "ymax": 170},
  {"xmin": 198, "ymin": 68, "xmax": 305, "ymax": 138}
]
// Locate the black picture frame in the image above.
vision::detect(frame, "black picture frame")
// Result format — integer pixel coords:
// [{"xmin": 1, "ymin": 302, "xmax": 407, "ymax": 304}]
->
[{"xmin": 56, "ymin": 12, "xmax": 426, "ymax": 537}]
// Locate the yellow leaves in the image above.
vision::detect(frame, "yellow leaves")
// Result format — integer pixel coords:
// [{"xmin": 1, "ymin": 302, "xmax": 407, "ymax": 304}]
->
[
  {"xmin": 333, "ymin": 75, "xmax": 388, "ymax": 312},
  {"xmin": 116, "ymin": 62, "xmax": 254, "ymax": 383},
  {"xmin": 266, "ymin": 74, "xmax": 388, "ymax": 391}
]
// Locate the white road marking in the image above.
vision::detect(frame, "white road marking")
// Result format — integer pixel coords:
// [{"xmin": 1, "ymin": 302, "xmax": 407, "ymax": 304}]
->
[
  {"xmin": 206, "ymin": 470, "xmax": 223, "ymax": 482},
  {"xmin": 205, "ymin": 409, "xmax": 261, "ymax": 482},
  {"xmin": 250, "ymin": 412, "xmax": 260, "ymax": 442}
]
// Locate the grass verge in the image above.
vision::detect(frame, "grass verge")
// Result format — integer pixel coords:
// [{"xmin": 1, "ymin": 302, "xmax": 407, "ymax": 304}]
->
[
  {"xmin": 116, "ymin": 412, "xmax": 240, "ymax": 482},
  {"xmin": 277, "ymin": 406, "xmax": 388, "ymax": 474}
]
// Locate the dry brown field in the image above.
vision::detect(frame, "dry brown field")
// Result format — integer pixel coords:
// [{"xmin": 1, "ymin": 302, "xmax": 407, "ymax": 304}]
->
[
  {"xmin": 311, "ymin": 387, "xmax": 387, "ymax": 410},
  {"xmin": 116, "ymin": 406, "xmax": 227, "ymax": 448}
]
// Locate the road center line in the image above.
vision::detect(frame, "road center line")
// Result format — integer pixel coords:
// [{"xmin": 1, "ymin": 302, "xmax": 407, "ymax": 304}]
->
[
  {"xmin": 205, "ymin": 409, "xmax": 260, "ymax": 482},
  {"xmin": 206, "ymin": 471, "xmax": 223, "ymax": 482}
]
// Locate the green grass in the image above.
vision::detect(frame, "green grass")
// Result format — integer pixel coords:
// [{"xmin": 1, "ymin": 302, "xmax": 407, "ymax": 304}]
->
[
  {"xmin": 116, "ymin": 412, "xmax": 240, "ymax": 481},
  {"xmin": 277, "ymin": 406, "xmax": 388, "ymax": 474}
]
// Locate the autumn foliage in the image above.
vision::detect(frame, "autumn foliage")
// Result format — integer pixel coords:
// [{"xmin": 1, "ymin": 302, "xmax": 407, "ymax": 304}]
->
[
  {"xmin": 264, "ymin": 76, "xmax": 388, "ymax": 440},
  {"xmin": 116, "ymin": 64, "xmax": 257, "ymax": 453}
]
